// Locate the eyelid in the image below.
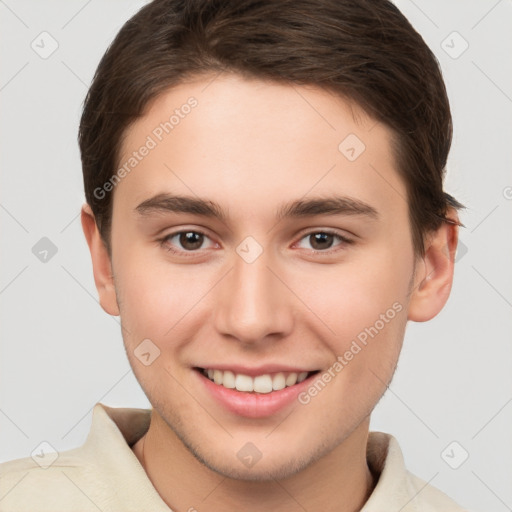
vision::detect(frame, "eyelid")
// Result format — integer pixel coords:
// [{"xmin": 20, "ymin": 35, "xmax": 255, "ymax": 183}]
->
[
  {"xmin": 159, "ymin": 227, "xmax": 355, "ymax": 257},
  {"xmin": 293, "ymin": 228, "xmax": 355, "ymax": 253},
  {"xmin": 158, "ymin": 227, "xmax": 218, "ymax": 256}
]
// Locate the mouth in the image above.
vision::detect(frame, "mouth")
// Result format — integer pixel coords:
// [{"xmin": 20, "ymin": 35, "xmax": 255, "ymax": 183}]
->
[
  {"xmin": 193, "ymin": 365, "xmax": 323, "ymax": 418},
  {"xmin": 194, "ymin": 367, "xmax": 321, "ymax": 394}
]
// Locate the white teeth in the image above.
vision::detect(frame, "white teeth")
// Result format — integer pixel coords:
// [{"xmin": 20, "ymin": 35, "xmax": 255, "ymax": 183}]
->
[
  {"xmin": 253, "ymin": 375, "xmax": 273, "ymax": 394},
  {"xmin": 222, "ymin": 370, "xmax": 236, "ymax": 389},
  {"xmin": 213, "ymin": 369, "xmax": 223, "ymax": 385},
  {"xmin": 272, "ymin": 372, "xmax": 286, "ymax": 390},
  {"xmin": 297, "ymin": 371, "xmax": 308, "ymax": 383},
  {"xmin": 202, "ymin": 368, "xmax": 312, "ymax": 393},
  {"xmin": 285, "ymin": 372, "xmax": 298, "ymax": 387},
  {"xmin": 235, "ymin": 374, "xmax": 253, "ymax": 392}
]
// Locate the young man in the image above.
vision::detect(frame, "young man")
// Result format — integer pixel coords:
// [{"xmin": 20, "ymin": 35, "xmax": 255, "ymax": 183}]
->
[{"xmin": 0, "ymin": 0, "xmax": 467, "ymax": 510}]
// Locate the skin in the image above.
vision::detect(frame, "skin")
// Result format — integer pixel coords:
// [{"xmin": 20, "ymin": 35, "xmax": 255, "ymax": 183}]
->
[{"xmin": 81, "ymin": 72, "xmax": 459, "ymax": 512}]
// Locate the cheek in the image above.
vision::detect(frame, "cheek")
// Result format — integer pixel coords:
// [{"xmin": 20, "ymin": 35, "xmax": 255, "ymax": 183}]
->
[
  {"xmin": 288, "ymin": 245, "xmax": 412, "ymax": 399},
  {"xmin": 113, "ymin": 246, "xmax": 218, "ymax": 344},
  {"xmin": 290, "ymin": 245, "xmax": 412, "ymax": 338}
]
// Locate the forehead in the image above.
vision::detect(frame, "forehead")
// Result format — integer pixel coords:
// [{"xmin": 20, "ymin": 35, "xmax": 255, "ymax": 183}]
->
[{"xmin": 114, "ymin": 72, "xmax": 406, "ymax": 225}]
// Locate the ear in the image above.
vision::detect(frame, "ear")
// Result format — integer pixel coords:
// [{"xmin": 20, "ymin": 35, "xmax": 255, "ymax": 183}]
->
[
  {"xmin": 408, "ymin": 210, "xmax": 460, "ymax": 322},
  {"xmin": 80, "ymin": 203, "xmax": 120, "ymax": 316}
]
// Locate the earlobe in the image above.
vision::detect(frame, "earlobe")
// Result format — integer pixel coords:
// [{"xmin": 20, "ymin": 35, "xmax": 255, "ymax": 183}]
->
[
  {"xmin": 80, "ymin": 203, "xmax": 120, "ymax": 317},
  {"xmin": 407, "ymin": 215, "xmax": 459, "ymax": 322}
]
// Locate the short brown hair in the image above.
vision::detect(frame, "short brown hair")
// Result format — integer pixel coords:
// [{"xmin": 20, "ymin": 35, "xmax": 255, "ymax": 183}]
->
[{"xmin": 79, "ymin": 0, "xmax": 463, "ymax": 257}]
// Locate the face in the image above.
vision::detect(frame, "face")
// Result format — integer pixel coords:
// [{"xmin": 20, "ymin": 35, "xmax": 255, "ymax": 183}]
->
[{"xmin": 93, "ymin": 73, "xmax": 423, "ymax": 480}]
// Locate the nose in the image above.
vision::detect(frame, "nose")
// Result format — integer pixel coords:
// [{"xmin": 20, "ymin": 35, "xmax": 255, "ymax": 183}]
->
[{"xmin": 213, "ymin": 248, "xmax": 294, "ymax": 346}]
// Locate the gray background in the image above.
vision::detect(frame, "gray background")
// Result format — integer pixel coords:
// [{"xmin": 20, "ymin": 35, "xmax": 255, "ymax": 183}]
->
[{"xmin": 1, "ymin": 1, "xmax": 511, "ymax": 511}]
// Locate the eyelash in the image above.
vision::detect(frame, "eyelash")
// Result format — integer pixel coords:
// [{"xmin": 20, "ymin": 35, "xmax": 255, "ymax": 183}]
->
[{"xmin": 158, "ymin": 229, "xmax": 354, "ymax": 257}]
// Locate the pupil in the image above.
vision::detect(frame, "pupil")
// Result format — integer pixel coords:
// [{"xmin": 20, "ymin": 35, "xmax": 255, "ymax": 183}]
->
[
  {"xmin": 311, "ymin": 233, "xmax": 333, "ymax": 250},
  {"xmin": 180, "ymin": 232, "xmax": 203, "ymax": 250}
]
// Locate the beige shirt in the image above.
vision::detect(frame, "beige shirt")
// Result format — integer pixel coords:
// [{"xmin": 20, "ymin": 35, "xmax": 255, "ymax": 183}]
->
[{"xmin": 0, "ymin": 403, "xmax": 468, "ymax": 511}]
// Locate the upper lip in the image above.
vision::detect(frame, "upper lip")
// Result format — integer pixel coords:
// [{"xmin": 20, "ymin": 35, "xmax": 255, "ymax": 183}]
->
[{"xmin": 195, "ymin": 364, "xmax": 319, "ymax": 377}]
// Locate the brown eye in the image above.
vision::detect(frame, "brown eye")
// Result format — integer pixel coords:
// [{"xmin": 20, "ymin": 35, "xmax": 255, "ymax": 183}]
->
[
  {"xmin": 161, "ymin": 230, "xmax": 215, "ymax": 254},
  {"xmin": 309, "ymin": 232, "xmax": 335, "ymax": 250},
  {"xmin": 178, "ymin": 231, "xmax": 204, "ymax": 250},
  {"xmin": 295, "ymin": 230, "xmax": 353, "ymax": 253}
]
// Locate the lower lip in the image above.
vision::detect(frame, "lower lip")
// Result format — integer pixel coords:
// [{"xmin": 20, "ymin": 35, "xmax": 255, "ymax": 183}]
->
[{"xmin": 194, "ymin": 369, "xmax": 319, "ymax": 418}]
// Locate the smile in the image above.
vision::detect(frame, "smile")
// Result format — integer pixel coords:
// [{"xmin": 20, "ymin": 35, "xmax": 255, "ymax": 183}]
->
[{"xmin": 197, "ymin": 367, "xmax": 319, "ymax": 394}]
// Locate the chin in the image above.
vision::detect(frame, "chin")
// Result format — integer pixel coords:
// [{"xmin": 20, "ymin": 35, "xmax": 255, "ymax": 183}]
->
[
  {"xmin": 196, "ymin": 450, "xmax": 314, "ymax": 482},
  {"xmin": 185, "ymin": 429, "xmax": 342, "ymax": 482}
]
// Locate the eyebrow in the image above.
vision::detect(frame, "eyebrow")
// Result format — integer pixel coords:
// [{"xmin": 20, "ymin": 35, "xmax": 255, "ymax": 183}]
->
[{"xmin": 135, "ymin": 193, "xmax": 379, "ymax": 222}]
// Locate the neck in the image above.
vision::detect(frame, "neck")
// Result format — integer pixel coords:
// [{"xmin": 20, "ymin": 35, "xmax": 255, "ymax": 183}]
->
[{"xmin": 133, "ymin": 415, "xmax": 376, "ymax": 512}]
